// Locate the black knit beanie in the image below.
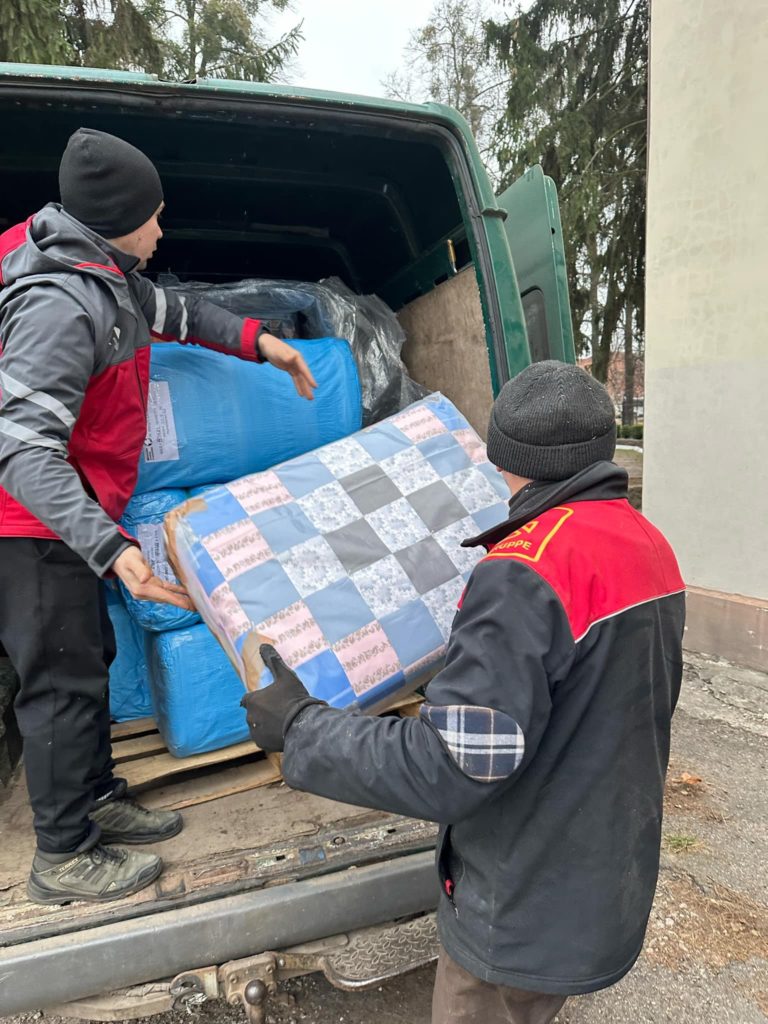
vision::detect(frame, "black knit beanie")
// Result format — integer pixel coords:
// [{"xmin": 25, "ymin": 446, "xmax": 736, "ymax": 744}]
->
[
  {"xmin": 59, "ymin": 128, "xmax": 163, "ymax": 239},
  {"xmin": 486, "ymin": 360, "xmax": 616, "ymax": 481}
]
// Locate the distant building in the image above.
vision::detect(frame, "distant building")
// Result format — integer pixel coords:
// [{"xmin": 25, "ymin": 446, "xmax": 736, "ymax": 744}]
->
[{"xmin": 578, "ymin": 353, "xmax": 645, "ymax": 422}]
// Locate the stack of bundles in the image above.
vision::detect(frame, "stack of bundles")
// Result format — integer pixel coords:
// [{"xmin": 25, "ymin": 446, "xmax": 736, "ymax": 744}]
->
[
  {"xmin": 158, "ymin": 275, "xmax": 428, "ymax": 426},
  {"xmin": 166, "ymin": 394, "xmax": 510, "ymax": 712},
  {"xmin": 115, "ymin": 331, "xmax": 363, "ymax": 756},
  {"xmin": 117, "ymin": 487, "xmax": 247, "ymax": 756},
  {"xmin": 104, "ymin": 586, "xmax": 153, "ymax": 722}
]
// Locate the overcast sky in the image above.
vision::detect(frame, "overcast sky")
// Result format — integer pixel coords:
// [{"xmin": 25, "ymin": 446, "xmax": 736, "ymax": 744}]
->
[{"xmin": 270, "ymin": 1, "xmax": 510, "ymax": 99}]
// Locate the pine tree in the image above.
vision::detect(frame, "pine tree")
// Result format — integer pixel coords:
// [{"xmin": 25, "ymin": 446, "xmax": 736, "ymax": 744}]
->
[
  {"xmin": 151, "ymin": 0, "xmax": 302, "ymax": 82},
  {"xmin": 1, "ymin": 0, "xmax": 302, "ymax": 83},
  {"xmin": 486, "ymin": 0, "xmax": 648, "ymax": 390},
  {"xmin": 0, "ymin": 0, "xmax": 72, "ymax": 63},
  {"xmin": 64, "ymin": 0, "xmax": 163, "ymax": 73}
]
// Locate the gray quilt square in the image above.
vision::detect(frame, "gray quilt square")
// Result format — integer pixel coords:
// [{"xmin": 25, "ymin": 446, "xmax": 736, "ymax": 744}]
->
[
  {"xmin": 396, "ymin": 537, "xmax": 459, "ymax": 595},
  {"xmin": 325, "ymin": 518, "xmax": 390, "ymax": 573},
  {"xmin": 408, "ymin": 480, "xmax": 469, "ymax": 532},
  {"xmin": 340, "ymin": 465, "xmax": 402, "ymax": 515}
]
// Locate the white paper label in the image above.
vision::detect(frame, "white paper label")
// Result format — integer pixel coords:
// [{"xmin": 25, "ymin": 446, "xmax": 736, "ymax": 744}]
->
[
  {"xmin": 143, "ymin": 380, "xmax": 179, "ymax": 463},
  {"xmin": 136, "ymin": 523, "xmax": 176, "ymax": 582}
]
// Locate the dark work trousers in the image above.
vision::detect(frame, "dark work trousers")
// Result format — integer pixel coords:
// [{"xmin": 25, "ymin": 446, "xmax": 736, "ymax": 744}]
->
[
  {"xmin": 0, "ymin": 538, "xmax": 118, "ymax": 853},
  {"xmin": 432, "ymin": 950, "xmax": 567, "ymax": 1024}
]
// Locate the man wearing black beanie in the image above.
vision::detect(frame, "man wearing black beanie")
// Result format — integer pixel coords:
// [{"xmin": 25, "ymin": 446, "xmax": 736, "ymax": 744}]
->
[
  {"xmin": 242, "ymin": 360, "xmax": 686, "ymax": 1024},
  {"xmin": 0, "ymin": 128, "xmax": 318, "ymax": 905}
]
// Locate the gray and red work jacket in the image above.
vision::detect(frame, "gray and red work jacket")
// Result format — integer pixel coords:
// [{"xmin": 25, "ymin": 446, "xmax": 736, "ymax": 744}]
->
[{"xmin": 0, "ymin": 204, "xmax": 264, "ymax": 576}]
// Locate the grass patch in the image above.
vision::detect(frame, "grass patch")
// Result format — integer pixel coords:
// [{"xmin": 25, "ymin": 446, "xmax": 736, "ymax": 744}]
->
[{"xmin": 664, "ymin": 833, "xmax": 701, "ymax": 854}]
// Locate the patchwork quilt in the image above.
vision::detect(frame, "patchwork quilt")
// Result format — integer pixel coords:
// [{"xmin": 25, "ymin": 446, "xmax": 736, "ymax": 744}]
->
[{"xmin": 168, "ymin": 393, "xmax": 510, "ymax": 711}]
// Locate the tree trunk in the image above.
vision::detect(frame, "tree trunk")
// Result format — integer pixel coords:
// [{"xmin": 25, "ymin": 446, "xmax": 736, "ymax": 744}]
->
[
  {"xmin": 622, "ymin": 299, "xmax": 635, "ymax": 425},
  {"xmin": 587, "ymin": 233, "xmax": 600, "ymax": 372},
  {"xmin": 185, "ymin": 0, "xmax": 197, "ymax": 79}
]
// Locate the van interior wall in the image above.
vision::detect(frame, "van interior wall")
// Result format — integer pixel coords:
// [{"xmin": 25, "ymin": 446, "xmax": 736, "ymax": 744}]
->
[
  {"xmin": 0, "ymin": 100, "xmax": 463, "ymax": 294},
  {"xmin": 0, "ymin": 96, "xmax": 494, "ymax": 425},
  {"xmin": 398, "ymin": 267, "xmax": 493, "ymax": 439}
]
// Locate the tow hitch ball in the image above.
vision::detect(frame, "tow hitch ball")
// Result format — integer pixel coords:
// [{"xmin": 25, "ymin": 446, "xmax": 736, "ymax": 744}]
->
[
  {"xmin": 219, "ymin": 955, "xmax": 295, "ymax": 1024},
  {"xmin": 242, "ymin": 979, "xmax": 269, "ymax": 1023}
]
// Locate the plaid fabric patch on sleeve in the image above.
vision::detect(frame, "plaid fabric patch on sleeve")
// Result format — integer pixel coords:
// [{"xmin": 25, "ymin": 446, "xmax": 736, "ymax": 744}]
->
[{"xmin": 420, "ymin": 703, "xmax": 525, "ymax": 782}]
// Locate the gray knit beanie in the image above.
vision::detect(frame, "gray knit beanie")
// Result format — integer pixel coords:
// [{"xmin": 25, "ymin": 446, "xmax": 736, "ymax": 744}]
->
[{"xmin": 486, "ymin": 360, "xmax": 616, "ymax": 481}]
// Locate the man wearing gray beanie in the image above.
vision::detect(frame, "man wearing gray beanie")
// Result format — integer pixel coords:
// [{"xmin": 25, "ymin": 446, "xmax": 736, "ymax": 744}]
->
[
  {"xmin": 242, "ymin": 359, "xmax": 686, "ymax": 1023},
  {"xmin": 0, "ymin": 128, "xmax": 318, "ymax": 906}
]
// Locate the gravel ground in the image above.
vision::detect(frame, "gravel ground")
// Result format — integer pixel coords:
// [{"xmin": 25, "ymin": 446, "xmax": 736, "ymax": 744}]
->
[{"xmin": 3, "ymin": 653, "xmax": 766, "ymax": 1024}]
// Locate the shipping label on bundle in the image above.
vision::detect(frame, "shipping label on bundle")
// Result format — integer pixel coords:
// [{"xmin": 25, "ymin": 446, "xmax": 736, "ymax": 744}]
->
[
  {"xmin": 143, "ymin": 380, "xmax": 180, "ymax": 463},
  {"xmin": 136, "ymin": 522, "xmax": 176, "ymax": 582}
]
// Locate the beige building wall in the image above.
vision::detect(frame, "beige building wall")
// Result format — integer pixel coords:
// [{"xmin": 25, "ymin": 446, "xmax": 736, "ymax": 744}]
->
[{"xmin": 644, "ymin": 0, "xmax": 768, "ymax": 648}]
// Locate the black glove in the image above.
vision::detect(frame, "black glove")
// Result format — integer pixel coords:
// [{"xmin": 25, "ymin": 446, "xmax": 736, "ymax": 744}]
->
[{"xmin": 240, "ymin": 644, "xmax": 325, "ymax": 752}]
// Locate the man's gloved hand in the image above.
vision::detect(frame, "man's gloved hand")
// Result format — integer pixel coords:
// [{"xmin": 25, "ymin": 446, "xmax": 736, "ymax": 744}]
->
[{"xmin": 240, "ymin": 644, "xmax": 326, "ymax": 752}]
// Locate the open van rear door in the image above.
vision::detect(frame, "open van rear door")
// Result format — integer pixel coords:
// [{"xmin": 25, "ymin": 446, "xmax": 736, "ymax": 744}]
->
[{"xmin": 496, "ymin": 165, "xmax": 575, "ymax": 364}]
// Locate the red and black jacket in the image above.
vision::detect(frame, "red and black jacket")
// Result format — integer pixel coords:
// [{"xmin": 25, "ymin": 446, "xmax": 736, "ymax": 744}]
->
[
  {"xmin": 278, "ymin": 461, "xmax": 686, "ymax": 996},
  {"xmin": 0, "ymin": 204, "xmax": 264, "ymax": 576}
]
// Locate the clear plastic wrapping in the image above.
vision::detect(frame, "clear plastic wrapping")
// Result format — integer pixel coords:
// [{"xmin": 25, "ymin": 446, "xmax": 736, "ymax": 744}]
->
[{"xmin": 158, "ymin": 274, "xmax": 427, "ymax": 425}]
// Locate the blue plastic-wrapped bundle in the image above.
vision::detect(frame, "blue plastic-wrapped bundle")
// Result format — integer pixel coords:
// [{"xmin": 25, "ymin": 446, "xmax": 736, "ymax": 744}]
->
[
  {"xmin": 145, "ymin": 624, "xmax": 249, "ymax": 758},
  {"xmin": 119, "ymin": 489, "xmax": 201, "ymax": 632},
  {"xmin": 104, "ymin": 585, "xmax": 154, "ymax": 722},
  {"xmin": 136, "ymin": 337, "xmax": 361, "ymax": 493}
]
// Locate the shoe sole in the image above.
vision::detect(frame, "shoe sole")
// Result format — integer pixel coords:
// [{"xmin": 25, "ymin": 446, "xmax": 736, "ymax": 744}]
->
[
  {"xmin": 27, "ymin": 860, "xmax": 163, "ymax": 907},
  {"xmin": 99, "ymin": 816, "xmax": 184, "ymax": 846}
]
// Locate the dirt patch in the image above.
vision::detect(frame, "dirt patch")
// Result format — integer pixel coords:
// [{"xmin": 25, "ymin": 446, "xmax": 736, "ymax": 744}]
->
[
  {"xmin": 755, "ymin": 991, "xmax": 768, "ymax": 1016},
  {"xmin": 646, "ymin": 870, "xmax": 768, "ymax": 973},
  {"xmin": 665, "ymin": 764, "xmax": 727, "ymax": 824}
]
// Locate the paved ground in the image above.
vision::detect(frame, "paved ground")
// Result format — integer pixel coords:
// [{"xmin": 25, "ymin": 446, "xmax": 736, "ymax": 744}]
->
[{"xmin": 4, "ymin": 650, "xmax": 766, "ymax": 1024}]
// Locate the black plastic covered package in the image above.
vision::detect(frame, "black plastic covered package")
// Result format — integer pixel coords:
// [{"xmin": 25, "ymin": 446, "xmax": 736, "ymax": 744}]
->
[{"xmin": 157, "ymin": 274, "xmax": 428, "ymax": 424}]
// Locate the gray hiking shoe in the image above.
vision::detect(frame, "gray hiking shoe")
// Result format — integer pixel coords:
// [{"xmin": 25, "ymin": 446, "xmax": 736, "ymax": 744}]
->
[
  {"xmin": 28, "ymin": 843, "xmax": 162, "ymax": 905},
  {"xmin": 91, "ymin": 787, "xmax": 183, "ymax": 846}
]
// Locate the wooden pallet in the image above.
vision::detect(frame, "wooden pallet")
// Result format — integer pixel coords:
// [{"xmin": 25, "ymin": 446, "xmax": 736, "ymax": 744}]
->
[
  {"xmin": 110, "ymin": 693, "xmax": 424, "ymax": 811},
  {"xmin": 110, "ymin": 717, "xmax": 270, "ymax": 809}
]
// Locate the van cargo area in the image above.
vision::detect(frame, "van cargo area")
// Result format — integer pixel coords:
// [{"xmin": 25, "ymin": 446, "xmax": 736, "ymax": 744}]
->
[
  {"xmin": 0, "ymin": 71, "xmax": 530, "ymax": 435},
  {"xmin": 0, "ymin": 67, "xmax": 573, "ymax": 1016}
]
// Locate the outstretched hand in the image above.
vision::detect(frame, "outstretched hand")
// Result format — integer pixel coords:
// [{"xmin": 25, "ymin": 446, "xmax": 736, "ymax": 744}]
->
[
  {"xmin": 113, "ymin": 546, "xmax": 194, "ymax": 610},
  {"xmin": 259, "ymin": 334, "xmax": 318, "ymax": 401}
]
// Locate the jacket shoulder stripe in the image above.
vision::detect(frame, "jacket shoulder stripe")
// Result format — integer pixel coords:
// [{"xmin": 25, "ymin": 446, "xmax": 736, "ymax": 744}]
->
[
  {"xmin": 178, "ymin": 296, "xmax": 189, "ymax": 340},
  {"xmin": 574, "ymin": 588, "xmax": 686, "ymax": 643},
  {"xmin": 0, "ymin": 415, "xmax": 67, "ymax": 453},
  {"xmin": 152, "ymin": 285, "xmax": 167, "ymax": 334},
  {"xmin": 74, "ymin": 261, "xmax": 123, "ymax": 276},
  {"xmin": 0, "ymin": 369, "xmax": 75, "ymax": 429}
]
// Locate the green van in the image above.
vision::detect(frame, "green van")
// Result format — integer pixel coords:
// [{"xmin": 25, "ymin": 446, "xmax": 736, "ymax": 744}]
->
[{"xmin": 0, "ymin": 63, "xmax": 574, "ymax": 1019}]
